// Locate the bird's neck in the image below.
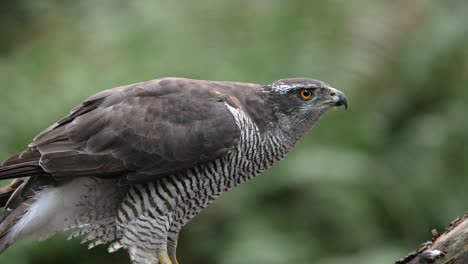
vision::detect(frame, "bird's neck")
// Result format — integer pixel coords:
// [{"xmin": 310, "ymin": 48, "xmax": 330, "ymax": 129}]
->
[{"xmin": 268, "ymin": 114, "xmax": 312, "ymax": 144}]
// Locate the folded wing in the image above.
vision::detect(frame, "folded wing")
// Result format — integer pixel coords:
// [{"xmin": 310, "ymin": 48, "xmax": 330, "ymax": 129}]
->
[{"xmin": 0, "ymin": 78, "xmax": 241, "ymax": 184}]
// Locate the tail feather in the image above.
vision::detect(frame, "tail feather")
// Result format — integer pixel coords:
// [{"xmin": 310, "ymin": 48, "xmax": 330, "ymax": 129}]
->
[
  {"xmin": 0, "ymin": 175, "xmax": 55, "ymax": 253},
  {"xmin": 0, "ymin": 149, "xmax": 58, "ymax": 254},
  {"xmin": 0, "ymin": 201, "xmax": 31, "ymax": 253}
]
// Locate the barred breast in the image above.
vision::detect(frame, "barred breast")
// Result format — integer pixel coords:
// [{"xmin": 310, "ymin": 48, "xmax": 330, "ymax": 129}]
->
[{"xmin": 111, "ymin": 104, "xmax": 292, "ymax": 263}]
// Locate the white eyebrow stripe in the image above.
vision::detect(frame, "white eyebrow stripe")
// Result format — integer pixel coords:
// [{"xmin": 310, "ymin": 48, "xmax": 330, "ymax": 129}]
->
[{"xmin": 271, "ymin": 82, "xmax": 324, "ymax": 94}]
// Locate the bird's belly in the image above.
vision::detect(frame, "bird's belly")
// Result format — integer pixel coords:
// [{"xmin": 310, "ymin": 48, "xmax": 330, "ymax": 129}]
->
[
  {"xmin": 166, "ymin": 154, "xmax": 273, "ymax": 231},
  {"xmin": 113, "ymin": 145, "xmax": 285, "ymax": 253}
]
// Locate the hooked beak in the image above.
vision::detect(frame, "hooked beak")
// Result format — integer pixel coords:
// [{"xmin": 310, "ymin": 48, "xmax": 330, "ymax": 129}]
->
[{"xmin": 329, "ymin": 88, "xmax": 348, "ymax": 110}]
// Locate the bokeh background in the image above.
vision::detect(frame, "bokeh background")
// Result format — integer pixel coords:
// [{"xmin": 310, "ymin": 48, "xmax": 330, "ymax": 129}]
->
[{"xmin": 0, "ymin": 1, "xmax": 467, "ymax": 264}]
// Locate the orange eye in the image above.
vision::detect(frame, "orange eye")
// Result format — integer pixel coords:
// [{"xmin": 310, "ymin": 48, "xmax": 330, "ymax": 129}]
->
[{"xmin": 299, "ymin": 89, "xmax": 313, "ymax": 100}]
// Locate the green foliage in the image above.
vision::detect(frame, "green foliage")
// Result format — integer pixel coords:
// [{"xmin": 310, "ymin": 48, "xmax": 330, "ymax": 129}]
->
[{"xmin": 0, "ymin": 1, "xmax": 467, "ymax": 263}]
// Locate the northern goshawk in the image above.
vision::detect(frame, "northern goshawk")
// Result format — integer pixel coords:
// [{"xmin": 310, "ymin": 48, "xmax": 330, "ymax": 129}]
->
[{"xmin": 0, "ymin": 77, "xmax": 347, "ymax": 264}]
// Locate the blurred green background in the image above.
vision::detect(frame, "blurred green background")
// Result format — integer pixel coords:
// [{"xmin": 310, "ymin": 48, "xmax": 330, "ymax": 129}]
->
[{"xmin": 0, "ymin": 1, "xmax": 467, "ymax": 264}]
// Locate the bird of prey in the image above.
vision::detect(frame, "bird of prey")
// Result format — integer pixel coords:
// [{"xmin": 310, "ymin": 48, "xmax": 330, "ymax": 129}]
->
[{"xmin": 0, "ymin": 77, "xmax": 347, "ymax": 264}]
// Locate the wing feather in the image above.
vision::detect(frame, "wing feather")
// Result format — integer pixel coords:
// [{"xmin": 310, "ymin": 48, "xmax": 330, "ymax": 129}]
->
[{"xmin": 1, "ymin": 78, "xmax": 242, "ymax": 183}]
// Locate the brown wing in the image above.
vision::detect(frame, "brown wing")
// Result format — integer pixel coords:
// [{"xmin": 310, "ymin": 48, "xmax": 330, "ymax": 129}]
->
[{"xmin": 0, "ymin": 78, "xmax": 242, "ymax": 184}]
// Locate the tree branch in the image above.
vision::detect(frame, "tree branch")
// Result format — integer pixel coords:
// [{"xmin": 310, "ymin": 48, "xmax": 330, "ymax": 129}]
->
[{"xmin": 395, "ymin": 212, "xmax": 468, "ymax": 264}]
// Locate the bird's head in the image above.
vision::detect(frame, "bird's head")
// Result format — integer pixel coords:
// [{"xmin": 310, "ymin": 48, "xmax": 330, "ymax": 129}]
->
[{"xmin": 264, "ymin": 78, "xmax": 348, "ymax": 138}]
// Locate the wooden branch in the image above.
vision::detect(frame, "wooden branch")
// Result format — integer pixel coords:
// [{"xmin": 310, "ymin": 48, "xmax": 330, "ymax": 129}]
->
[{"xmin": 395, "ymin": 212, "xmax": 468, "ymax": 264}]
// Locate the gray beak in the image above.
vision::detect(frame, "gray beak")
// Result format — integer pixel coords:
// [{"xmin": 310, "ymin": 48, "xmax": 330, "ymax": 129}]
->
[
  {"xmin": 334, "ymin": 91, "xmax": 348, "ymax": 109},
  {"xmin": 329, "ymin": 88, "xmax": 348, "ymax": 110}
]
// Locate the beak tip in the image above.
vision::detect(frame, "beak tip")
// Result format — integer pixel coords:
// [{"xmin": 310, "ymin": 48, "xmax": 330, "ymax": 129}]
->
[{"xmin": 333, "ymin": 91, "xmax": 348, "ymax": 110}]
